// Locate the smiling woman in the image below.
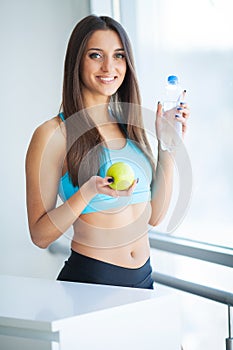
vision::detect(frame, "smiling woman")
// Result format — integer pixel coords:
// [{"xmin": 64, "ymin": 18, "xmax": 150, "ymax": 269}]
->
[
  {"xmin": 25, "ymin": 14, "xmax": 190, "ymax": 289},
  {"xmin": 80, "ymin": 29, "xmax": 127, "ymax": 104}
]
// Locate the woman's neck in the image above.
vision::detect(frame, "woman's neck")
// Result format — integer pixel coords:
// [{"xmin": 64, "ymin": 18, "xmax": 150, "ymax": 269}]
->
[{"xmin": 85, "ymin": 102, "xmax": 113, "ymax": 126}]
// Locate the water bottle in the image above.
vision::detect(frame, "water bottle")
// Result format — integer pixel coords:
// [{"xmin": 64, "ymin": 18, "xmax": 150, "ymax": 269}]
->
[{"xmin": 160, "ymin": 75, "xmax": 183, "ymax": 152}]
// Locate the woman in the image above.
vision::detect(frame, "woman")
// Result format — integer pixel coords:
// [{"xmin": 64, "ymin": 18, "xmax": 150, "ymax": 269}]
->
[{"xmin": 25, "ymin": 15, "xmax": 189, "ymax": 289}]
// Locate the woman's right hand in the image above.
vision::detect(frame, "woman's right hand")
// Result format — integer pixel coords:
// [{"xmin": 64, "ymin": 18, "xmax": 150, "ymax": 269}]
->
[{"xmin": 84, "ymin": 175, "xmax": 138, "ymax": 198}]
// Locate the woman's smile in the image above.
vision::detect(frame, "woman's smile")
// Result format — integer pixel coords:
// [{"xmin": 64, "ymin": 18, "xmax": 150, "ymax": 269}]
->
[{"xmin": 97, "ymin": 75, "xmax": 117, "ymax": 84}]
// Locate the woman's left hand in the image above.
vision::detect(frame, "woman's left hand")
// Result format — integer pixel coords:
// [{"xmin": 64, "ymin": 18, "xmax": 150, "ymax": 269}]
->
[{"xmin": 156, "ymin": 90, "xmax": 190, "ymax": 140}]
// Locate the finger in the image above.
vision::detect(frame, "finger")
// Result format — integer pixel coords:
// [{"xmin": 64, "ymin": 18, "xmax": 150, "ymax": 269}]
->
[
  {"xmin": 182, "ymin": 123, "xmax": 187, "ymax": 134},
  {"xmin": 99, "ymin": 177, "xmax": 113, "ymax": 187},
  {"xmin": 96, "ymin": 177, "xmax": 118, "ymax": 197},
  {"xmin": 115, "ymin": 179, "xmax": 138, "ymax": 197},
  {"xmin": 176, "ymin": 106, "xmax": 189, "ymax": 117},
  {"xmin": 181, "ymin": 107, "xmax": 190, "ymax": 119},
  {"xmin": 175, "ymin": 114, "xmax": 186, "ymax": 124},
  {"xmin": 126, "ymin": 179, "xmax": 138, "ymax": 195},
  {"xmin": 179, "ymin": 90, "xmax": 187, "ymax": 104},
  {"xmin": 179, "ymin": 104, "xmax": 189, "ymax": 115},
  {"xmin": 130, "ymin": 179, "xmax": 138, "ymax": 191},
  {"xmin": 106, "ymin": 177, "xmax": 114, "ymax": 185},
  {"xmin": 156, "ymin": 101, "xmax": 163, "ymax": 118},
  {"xmin": 101, "ymin": 186, "xmax": 119, "ymax": 197}
]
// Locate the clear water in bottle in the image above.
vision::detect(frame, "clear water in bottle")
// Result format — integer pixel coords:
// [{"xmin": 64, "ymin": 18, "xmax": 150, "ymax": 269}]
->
[{"xmin": 160, "ymin": 75, "xmax": 183, "ymax": 152}]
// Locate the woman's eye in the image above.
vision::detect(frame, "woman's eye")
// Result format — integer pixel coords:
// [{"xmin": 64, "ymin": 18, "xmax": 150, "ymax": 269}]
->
[
  {"xmin": 114, "ymin": 53, "xmax": 125, "ymax": 59},
  {"xmin": 89, "ymin": 52, "xmax": 102, "ymax": 60}
]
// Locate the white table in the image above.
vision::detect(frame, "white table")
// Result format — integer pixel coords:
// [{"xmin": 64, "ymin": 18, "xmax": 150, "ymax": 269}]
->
[{"xmin": 0, "ymin": 275, "xmax": 181, "ymax": 349}]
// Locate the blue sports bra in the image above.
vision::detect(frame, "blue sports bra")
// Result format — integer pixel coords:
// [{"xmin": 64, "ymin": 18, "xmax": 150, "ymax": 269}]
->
[{"xmin": 58, "ymin": 113, "xmax": 153, "ymax": 214}]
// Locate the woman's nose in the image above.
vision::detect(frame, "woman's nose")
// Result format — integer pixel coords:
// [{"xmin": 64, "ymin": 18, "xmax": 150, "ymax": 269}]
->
[{"xmin": 101, "ymin": 56, "xmax": 114, "ymax": 72}]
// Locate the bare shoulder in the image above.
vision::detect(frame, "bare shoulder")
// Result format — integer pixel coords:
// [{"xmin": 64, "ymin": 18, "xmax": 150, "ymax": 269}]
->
[
  {"xmin": 26, "ymin": 116, "xmax": 66, "ymax": 165},
  {"xmin": 29, "ymin": 116, "xmax": 65, "ymax": 147},
  {"xmin": 32, "ymin": 116, "xmax": 65, "ymax": 141}
]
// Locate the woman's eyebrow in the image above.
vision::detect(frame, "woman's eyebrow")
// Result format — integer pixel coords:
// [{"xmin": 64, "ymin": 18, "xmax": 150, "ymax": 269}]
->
[
  {"xmin": 87, "ymin": 47, "xmax": 125, "ymax": 52},
  {"xmin": 87, "ymin": 48, "xmax": 103, "ymax": 52}
]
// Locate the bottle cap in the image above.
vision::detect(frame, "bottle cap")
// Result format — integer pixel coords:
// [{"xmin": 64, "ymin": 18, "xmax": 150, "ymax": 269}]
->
[{"xmin": 167, "ymin": 75, "xmax": 178, "ymax": 85}]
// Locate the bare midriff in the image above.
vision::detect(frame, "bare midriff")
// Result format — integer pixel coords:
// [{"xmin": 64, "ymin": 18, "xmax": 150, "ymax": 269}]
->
[{"xmin": 71, "ymin": 201, "xmax": 152, "ymax": 268}]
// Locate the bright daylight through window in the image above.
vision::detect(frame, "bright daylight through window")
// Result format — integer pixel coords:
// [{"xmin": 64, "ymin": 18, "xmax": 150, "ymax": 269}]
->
[{"xmin": 131, "ymin": 0, "xmax": 233, "ymax": 248}]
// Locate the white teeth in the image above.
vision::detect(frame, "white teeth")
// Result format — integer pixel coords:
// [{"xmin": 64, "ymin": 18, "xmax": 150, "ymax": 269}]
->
[{"xmin": 99, "ymin": 77, "xmax": 115, "ymax": 82}]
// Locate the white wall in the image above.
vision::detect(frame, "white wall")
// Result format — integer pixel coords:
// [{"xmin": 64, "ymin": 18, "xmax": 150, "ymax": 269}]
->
[{"xmin": 0, "ymin": 0, "xmax": 90, "ymax": 278}]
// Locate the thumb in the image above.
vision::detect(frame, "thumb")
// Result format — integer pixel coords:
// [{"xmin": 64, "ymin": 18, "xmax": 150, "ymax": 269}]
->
[
  {"xmin": 156, "ymin": 101, "xmax": 163, "ymax": 118},
  {"xmin": 180, "ymin": 90, "xmax": 187, "ymax": 103}
]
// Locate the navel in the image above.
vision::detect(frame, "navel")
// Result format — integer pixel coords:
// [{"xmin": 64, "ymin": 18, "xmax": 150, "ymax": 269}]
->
[{"xmin": 130, "ymin": 250, "xmax": 135, "ymax": 259}]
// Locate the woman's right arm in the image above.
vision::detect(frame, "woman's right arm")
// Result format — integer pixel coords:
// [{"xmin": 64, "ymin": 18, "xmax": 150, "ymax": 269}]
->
[
  {"xmin": 25, "ymin": 119, "xmax": 98, "ymax": 249},
  {"xmin": 26, "ymin": 119, "xmax": 137, "ymax": 249}
]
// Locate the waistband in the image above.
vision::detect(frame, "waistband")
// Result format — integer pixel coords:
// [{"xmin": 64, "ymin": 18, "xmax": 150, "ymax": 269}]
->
[{"xmin": 57, "ymin": 250, "xmax": 153, "ymax": 289}]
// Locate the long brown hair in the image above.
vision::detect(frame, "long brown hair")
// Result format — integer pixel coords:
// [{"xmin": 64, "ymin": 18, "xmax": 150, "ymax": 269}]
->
[{"xmin": 61, "ymin": 15, "xmax": 155, "ymax": 186}]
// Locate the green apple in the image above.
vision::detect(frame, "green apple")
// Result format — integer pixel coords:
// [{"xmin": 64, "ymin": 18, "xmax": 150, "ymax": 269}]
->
[{"xmin": 106, "ymin": 162, "xmax": 135, "ymax": 190}]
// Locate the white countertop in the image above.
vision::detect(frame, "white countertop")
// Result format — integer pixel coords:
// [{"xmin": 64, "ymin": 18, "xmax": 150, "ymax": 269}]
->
[
  {"xmin": 0, "ymin": 275, "xmax": 158, "ymax": 332},
  {"xmin": 0, "ymin": 275, "xmax": 182, "ymax": 350}
]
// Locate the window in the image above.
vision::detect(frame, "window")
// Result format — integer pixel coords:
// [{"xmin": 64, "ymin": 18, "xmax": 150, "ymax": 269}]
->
[{"xmin": 121, "ymin": 0, "xmax": 233, "ymax": 248}]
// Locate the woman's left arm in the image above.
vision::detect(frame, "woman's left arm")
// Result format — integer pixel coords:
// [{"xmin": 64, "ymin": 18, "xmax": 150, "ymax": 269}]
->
[{"xmin": 149, "ymin": 99, "xmax": 190, "ymax": 226}]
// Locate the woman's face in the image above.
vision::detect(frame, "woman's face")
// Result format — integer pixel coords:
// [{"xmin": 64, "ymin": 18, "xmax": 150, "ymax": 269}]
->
[{"xmin": 80, "ymin": 29, "xmax": 127, "ymax": 104}]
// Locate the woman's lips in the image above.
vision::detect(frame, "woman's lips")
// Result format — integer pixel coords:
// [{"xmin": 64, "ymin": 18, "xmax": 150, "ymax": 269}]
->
[{"xmin": 97, "ymin": 76, "xmax": 117, "ymax": 83}]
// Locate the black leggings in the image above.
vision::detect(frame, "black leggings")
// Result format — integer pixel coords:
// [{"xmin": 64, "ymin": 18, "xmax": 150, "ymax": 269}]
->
[{"xmin": 57, "ymin": 250, "xmax": 154, "ymax": 290}]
